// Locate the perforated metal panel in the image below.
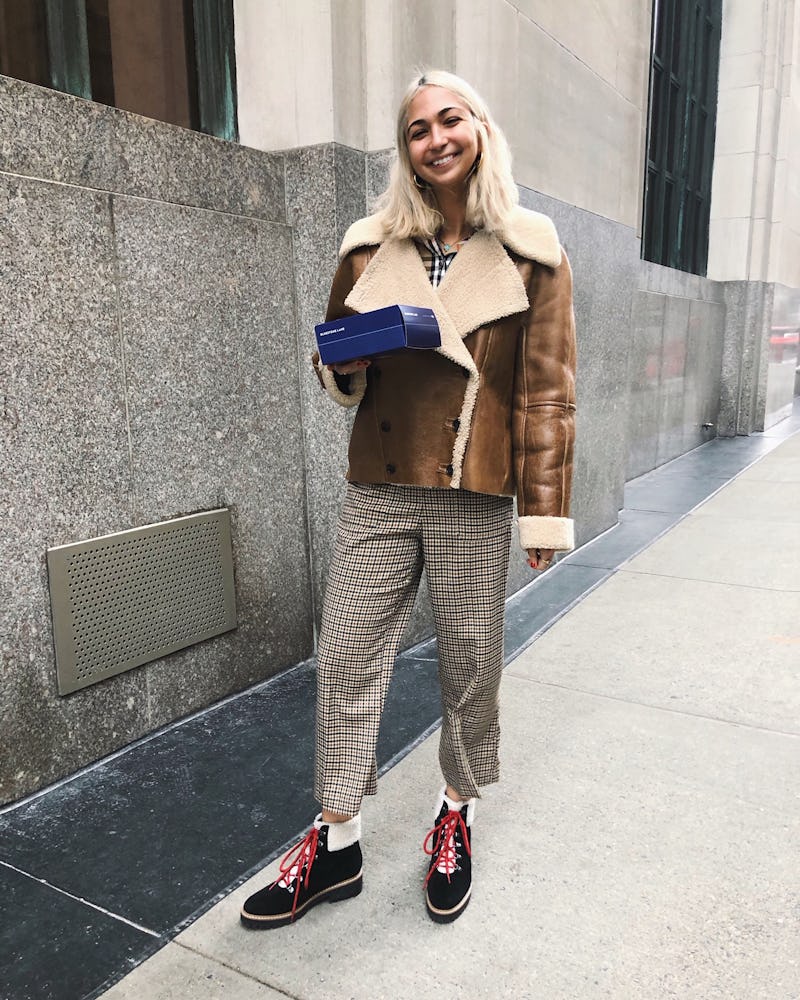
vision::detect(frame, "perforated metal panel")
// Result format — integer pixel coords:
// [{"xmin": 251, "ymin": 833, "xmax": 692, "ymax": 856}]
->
[{"xmin": 47, "ymin": 509, "xmax": 237, "ymax": 695}]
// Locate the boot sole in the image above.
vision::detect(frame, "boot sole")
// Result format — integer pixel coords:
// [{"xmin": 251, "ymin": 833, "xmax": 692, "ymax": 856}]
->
[
  {"xmin": 425, "ymin": 885, "xmax": 471, "ymax": 924},
  {"xmin": 240, "ymin": 870, "xmax": 363, "ymax": 929}
]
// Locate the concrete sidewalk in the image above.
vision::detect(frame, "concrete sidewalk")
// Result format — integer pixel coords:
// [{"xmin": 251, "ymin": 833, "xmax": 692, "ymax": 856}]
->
[{"xmin": 101, "ymin": 433, "xmax": 800, "ymax": 1000}]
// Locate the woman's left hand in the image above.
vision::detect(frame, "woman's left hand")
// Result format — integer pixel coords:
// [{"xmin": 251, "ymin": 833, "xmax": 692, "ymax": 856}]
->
[{"xmin": 527, "ymin": 547, "xmax": 555, "ymax": 571}]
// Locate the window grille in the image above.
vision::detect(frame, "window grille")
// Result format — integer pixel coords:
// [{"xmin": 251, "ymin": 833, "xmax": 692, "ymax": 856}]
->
[{"xmin": 643, "ymin": 0, "xmax": 722, "ymax": 275}]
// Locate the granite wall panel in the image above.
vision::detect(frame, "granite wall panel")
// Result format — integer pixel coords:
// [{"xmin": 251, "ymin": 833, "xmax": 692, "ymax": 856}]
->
[
  {"xmin": 685, "ymin": 298, "xmax": 725, "ymax": 447},
  {"xmin": 518, "ymin": 186, "xmax": 638, "ymax": 552},
  {"xmin": 765, "ymin": 282, "xmax": 800, "ymax": 428},
  {"xmin": 747, "ymin": 283, "xmax": 773, "ymax": 435},
  {"xmin": 656, "ymin": 295, "xmax": 693, "ymax": 467},
  {"xmin": 640, "ymin": 259, "xmax": 726, "ymax": 303},
  {"xmin": 112, "ymin": 196, "xmax": 312, "ymax": 724},
  {"xmin": 720, "ymin": 281, "xmax": 773, "ymax": 436},
  {"xmin": 334, "ymin": 144, "xmax": 368, "ymax": 249},
  {"xmin": 627, "ymin": 292, "xmax": 666, "ymax": 478},
  {"xmin": 628, "ymin": 265, "xmax": 726, "ymax": 477},
  {"xmin": 718, "ymin": 281, "xmax": 747, "ymax": 436},
  {"xmin": 0, "ymin": 174, "xmax": 148, "ymax": 802},
  {"xmin": 366, "ymin": 150, "xmax": 393, "ymax": 210},
  {"xmin": 284, "ymin": 144, "xmax": 355, "ymax": 640},
  {"xmin": 0, "ymin": 75, "xmax": 285, "ymax": 223}
]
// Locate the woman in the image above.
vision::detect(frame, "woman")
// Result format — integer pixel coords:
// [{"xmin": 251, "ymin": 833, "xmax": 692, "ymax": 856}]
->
[{"xmin": 241, "ymin": 70, "xmax": 576, "ymax": 928}]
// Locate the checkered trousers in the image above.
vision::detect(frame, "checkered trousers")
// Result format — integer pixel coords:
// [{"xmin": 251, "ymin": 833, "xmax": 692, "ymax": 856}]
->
[{"xmin": 314, "ymin": 482, "xmax": 513, "ymax": 816}]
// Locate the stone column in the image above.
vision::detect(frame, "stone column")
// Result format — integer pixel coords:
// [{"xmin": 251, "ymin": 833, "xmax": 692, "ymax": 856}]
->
[{"xmin": 710, "ymin": 0, "xmax": 800, "ymax": 432}]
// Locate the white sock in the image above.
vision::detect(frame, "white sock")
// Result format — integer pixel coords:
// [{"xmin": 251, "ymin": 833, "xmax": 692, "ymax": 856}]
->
[
  {"xmin": 435, "ymin": 786, "xmax": 476, "ymax": 826},
  {"xmin": 315, "ymin": 812, "xmax": 361, "ymax": 851}
]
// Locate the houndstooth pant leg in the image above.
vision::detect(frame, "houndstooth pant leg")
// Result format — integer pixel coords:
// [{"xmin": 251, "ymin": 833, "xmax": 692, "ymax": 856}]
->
[
  {"xmin": 314, "ymin": 483, "xmax": 513, "ymax": 816},
  {"xmin": 421, "ymin": 490, "xmax": 513, "ymax": 799},
  {"xmin": 314, "ymin": 483, "xmax": 425, "ymax": 816}
]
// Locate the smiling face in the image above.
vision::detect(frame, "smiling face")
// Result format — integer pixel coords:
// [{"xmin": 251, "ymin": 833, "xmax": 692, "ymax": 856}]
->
[{"xmin": 405, "ymin": 86, "xmax": 481, "ymax": 197}]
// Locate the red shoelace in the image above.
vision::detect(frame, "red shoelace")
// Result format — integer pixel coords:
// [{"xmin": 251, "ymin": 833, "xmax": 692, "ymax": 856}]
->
[
  {"xmin": 270, "ymin": 826, "xmax": 320, "ymax": 920},
  {"xmin": 423, "ymin": 809, "xmax": 471, "ymax": 885}
]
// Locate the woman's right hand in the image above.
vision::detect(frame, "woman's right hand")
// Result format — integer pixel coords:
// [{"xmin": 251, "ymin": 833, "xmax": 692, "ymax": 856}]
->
[{"xmin": 327, "ymin": 359, "xmax": 371, "ymax": 375}]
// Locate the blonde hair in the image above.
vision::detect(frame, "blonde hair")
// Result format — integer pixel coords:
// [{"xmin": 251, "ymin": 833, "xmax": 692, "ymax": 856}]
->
[{"xmin": 374, "ymin": 70, "xmax": 519, "ymax": 240}]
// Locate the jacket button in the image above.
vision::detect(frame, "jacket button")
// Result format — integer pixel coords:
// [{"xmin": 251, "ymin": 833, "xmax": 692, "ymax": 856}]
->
[
  {"xmin": 380, "ymin": 420, "xmax": 391, "ymax": 432},
  {"xmin": 452, "ymin": 418, "xmax": 460, "ymax": 432},
  {"xmin": 386, "ymin": 463, "xmax": 396, "ymax": 475},
  {"xmin": 446, "ymin": 464, "xmax": 454, "ymax": 476}
]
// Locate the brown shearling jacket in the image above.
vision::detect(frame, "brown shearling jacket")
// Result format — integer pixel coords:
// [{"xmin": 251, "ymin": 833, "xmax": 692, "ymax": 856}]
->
[{"xmin": 313, "ymin": 207, "xmax": 577, "ymax": 552}]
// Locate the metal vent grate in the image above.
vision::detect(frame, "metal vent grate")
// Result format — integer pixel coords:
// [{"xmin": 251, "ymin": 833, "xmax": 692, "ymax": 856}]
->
[{"xmin": 47, "ymin": 509, "xmax": 237, "ymax": 695}]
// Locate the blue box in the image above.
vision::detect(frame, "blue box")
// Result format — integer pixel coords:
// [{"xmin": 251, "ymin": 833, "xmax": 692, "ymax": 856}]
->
[{"xmin": 315, "ymin": 304, "xmax": 441, "ymax": 365}]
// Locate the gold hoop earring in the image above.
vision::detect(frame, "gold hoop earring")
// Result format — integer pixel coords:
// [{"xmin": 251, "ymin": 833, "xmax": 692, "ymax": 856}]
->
[{"xmin": 413, "ymin": 173, "xmax": 430, "ymax": 190}]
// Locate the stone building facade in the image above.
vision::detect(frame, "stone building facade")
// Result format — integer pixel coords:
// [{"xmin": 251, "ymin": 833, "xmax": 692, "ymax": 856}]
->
[{"xmin": 1, "ymin": 0, "xmax": 798, "ymax": 804}]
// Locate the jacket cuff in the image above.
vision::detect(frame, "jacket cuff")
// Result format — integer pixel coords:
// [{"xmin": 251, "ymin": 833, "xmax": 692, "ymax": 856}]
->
[
  {"xmin": 312, "ymin": 354, "xmax": 367, "ymax": 408},
  {"xmin": 518, "ymin": 515, "xmax": 574, "ymax": 552}
]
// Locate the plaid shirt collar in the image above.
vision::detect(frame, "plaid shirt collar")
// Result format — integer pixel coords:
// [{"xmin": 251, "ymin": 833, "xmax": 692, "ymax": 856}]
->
[{"xmin": 417, "ymin": 236, "xmax": 463, "ymax": 288}]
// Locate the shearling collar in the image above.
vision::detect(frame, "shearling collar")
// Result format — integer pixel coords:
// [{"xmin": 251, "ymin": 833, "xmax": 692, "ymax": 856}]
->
[
  {"xmin": 339, "ymin": 205, "xmax": 562, "ymax": 268},
  {"xmin": 339, "ymin": 205, "xmax": 562, "ymax": 363},
  {"xmin": 340, "ymin": 208, "xmax": 560, "ymax": 490},
  {"xmin": 343, "ymin": 231, "xmax": 530, "ymax": 365}
]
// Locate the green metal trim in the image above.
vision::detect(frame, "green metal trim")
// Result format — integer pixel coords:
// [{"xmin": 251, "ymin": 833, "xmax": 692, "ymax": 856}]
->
[
  {"xmin": 192, "ymin": 0, "xmax": 238, "ymax": 141},
  {"xmin": 44, "ymin": 0, "xmax": 91, "ymax": 100}
]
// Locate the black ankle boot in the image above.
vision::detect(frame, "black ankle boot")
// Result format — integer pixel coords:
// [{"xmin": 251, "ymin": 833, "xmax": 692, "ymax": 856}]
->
[
  {"xmin": 424, "ymin": 798, "xmax": 472, "ymax": 923},
  {"xmin": 241, "ymin": 816, "xmax": 362, "ymax": 929}
]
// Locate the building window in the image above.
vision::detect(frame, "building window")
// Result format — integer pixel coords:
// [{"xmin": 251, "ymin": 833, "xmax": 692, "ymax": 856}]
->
[
  {"xmin": 643, "ymin": 0, "xmax": 721, "ymax": 275},
  {"xmin": 0, "ymin": 0, "xmax": 237, "ymax": 140}
]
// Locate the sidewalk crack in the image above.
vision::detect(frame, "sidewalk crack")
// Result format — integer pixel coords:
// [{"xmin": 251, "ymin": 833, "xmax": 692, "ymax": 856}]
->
[
  {"xmin": 502, "ymin": 676, "xmax": 800, "ymax": 738},
  {"xmin": 174, "ymin": 940, "xmax": 303, "ymax": 998}
]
